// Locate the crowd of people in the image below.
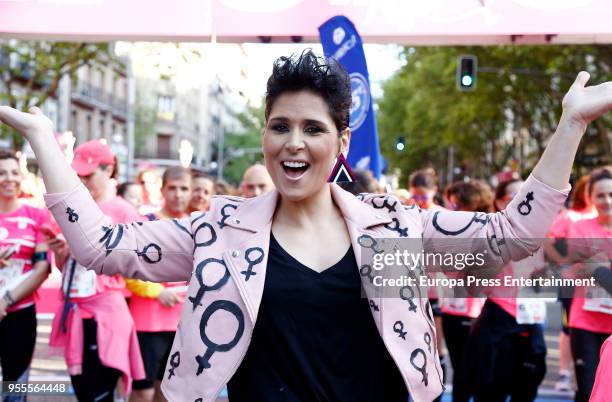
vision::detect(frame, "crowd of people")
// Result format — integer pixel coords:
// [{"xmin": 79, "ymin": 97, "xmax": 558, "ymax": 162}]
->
[{"xmin": 0, "ymin": 50, "xmax": 610, "ymax": 402}]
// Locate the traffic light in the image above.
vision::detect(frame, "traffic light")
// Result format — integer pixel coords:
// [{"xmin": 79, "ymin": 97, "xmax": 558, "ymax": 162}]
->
[
  {"xmin": 395, "ymin": 136, "xmax": 405, "ymax": 152},
  {"xmin": 457, "ymin": 55, "xmax": 477, "ymax": 91}
]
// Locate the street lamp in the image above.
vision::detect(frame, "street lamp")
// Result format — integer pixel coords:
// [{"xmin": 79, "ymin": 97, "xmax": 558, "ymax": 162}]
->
[{"xmin": 179, "ymin": 139, "xmax": 194, "ymax": 168}]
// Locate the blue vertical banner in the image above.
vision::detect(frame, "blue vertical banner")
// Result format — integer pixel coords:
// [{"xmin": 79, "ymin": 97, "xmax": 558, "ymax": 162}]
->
[{"xmin": 319, "ymin": 15, "xmax": 382, "ymax": 179}]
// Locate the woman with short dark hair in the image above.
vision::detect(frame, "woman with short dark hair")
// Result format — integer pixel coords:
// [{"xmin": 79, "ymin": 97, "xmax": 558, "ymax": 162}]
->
[{"xmin": 1, "ymin": 50, "xmax": 611, "ymax": 402}]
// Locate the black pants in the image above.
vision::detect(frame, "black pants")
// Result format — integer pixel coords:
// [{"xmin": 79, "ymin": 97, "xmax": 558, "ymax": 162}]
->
[
  {"xmin": 0, "ymin": 305, "xmax": 37, "ymax": 402},
  {"xmin": 132, "ymin": 331, "xmax": 175, "ymax": 390},
  {"xmin": 467, "ymin": 301, "xmax": 546, "ymax": 402},
  {"xmin": 570, "ymin": 327, "xmax": 609, "ymax": 402},
  {"xmin": 441, "ymin": 313, "xmax": 473, "ymax": 402},
  {"xmin": 70, "ymin": 319, "xmax": 121, "ymax": 402}
]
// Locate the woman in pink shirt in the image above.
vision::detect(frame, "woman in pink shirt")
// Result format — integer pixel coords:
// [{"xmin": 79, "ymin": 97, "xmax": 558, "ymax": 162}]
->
[
  {"xmin": 440, "ymin": 179, "xmax": 492, "ymax": 402},
  {"xmin": 45, "ymin": 140, "xmax": 145, "ymax": 402},
  {"xmin": 465, "ymin": 178, "xmax": 549, "ymax": 402},
  {"xmin": 1, "ymin": 57, "xmax": 611, "ymax": 402},
  {"xmin": 0, "ymin": 150, "xmax": 51, "ymax": 401},
  {"xmin": 544, "ymin": 174, "xmax": 596, "ymax": 392},
  {"xmin": 566, "ymin": 166, "xmax": 612, "ymax": 402}
]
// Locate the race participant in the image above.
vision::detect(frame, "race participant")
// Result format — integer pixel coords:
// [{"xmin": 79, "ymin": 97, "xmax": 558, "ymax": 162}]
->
[
  {"xmin": 239, "ymin": 163, "xmax": 274, "ymax": 198},
  {"xmin": 187, "ymin": 172, "xmax": 214, "ymax": 213},
  {"xmin": 0, "ymin": 150, "xmax": 51, "ymax": 401},
  {"xmin": 466, "ymin": 178, "xmax": 549, "ymax": 402},
  {"xmin": 128, "ymin": 167, "xmax": 190, "ymax": 402},
  {"xmin": 544, "ymin": 174, "xmax": 596, "ymax": 391},
  {"xmin": 565, "ymin": 166, "xmax": 612, "ymax": 402},
  {"xmin": 44, "ymin": 140, "xmax": 144, "ymax": 402},
  {"xmin": 440, "ymin": 179, "xmax": 492, "ymax": 402},
  {"xmin": 117, "ymin": 182, "xmax": 144, "ymax": 212}
]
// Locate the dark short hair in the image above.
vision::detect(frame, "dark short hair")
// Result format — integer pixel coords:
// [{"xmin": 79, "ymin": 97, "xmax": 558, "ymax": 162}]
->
[
  {"xmin": 0, "ymin": 149, "xmax": 19, "ymax": 163},
  {"xmin": 588, "ymin": 166, "xmax": 612, "ymax": 196},
  {"xmin": 445, "ymin": 180, "xmax": 494, "ymax": 213},
  {"xmin": 338, "ymin": 169, "xmax": 378, "ymax": 195},
  {"xmin": 192, "ymin": 171, "xmax": 214, "ymax": 181},
  {"xmin": 265, "ymin": 49, "xmax": 352, "ymax": 133},
  {"xmin": 162, "ymin": 166, "xmax": 192, "ymax": 188},
  {"xmin": 408, "ymin": 169, "xmax": 438, "ymax": 190},
  {"xmin": 117, "ymin": 181, "xmax": 138, "ymax": 198}
]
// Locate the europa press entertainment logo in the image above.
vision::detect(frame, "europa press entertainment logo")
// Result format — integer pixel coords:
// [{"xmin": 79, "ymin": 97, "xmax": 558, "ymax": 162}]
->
[{"xmin": 349, "ymin": 72, "xmax": 370, "ymax": 131}]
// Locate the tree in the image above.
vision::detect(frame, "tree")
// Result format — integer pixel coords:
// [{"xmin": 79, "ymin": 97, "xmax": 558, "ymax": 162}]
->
[
  {"xmin": 377, "ymin": 45, "xmax": 612, "ymax": 187},
  {"xmin": 134, "ymin": 93, "xmax": 156, "ymax": 155},
  {"xmin": 0, "ymin": 40, "xmax": 119, "ymax": 148},
  {"xmin": 210, "ymin": 103, "xmax": 265, "ymax": 185}
]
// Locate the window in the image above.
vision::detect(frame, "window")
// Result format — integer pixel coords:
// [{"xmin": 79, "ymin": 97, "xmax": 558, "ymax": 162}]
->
[{"xmin": 157, "ymin": 95, "xmax": 175, "ymax": 120}]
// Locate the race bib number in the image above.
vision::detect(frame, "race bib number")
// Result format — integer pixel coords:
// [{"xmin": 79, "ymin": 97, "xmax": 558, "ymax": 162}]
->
[
  {"xmin": 0, "ymin": 260, "xmax": 28, "ymax": 296},
  {"xmin": 63, "ymin": 260, "xmax": 96, "ymax": 299},
  {"xmin": 516, "ymin": 298, "xmax": 546, "ymax": 324},
  {"xmin": 583, "ymin": 285, "xmax": 612, "ymax": 315}
]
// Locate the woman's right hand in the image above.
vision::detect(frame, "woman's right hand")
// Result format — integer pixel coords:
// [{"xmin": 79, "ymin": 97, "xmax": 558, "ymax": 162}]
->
[
  {"xmin": 0, "ymin": 245, "xmax": 15, "ymax": 269},
  {"xmin": 0, "ymin": 106, "xmax": 54, "ymax": 141},
  {"xmin": 0, "ymin": 106, "xmax": 80, "ymax": 195},
  {"xmin": 157, "ymin": 288, "xmax": 181, "ymax": 307}
]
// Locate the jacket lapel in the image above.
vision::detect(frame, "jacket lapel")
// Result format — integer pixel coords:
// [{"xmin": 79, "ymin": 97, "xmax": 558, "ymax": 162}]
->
[
  {"xmin": 217, "ymin": 190, "xmax": 277, "ymax": 324},
  {"xmin": 219, "ymin": 185, "xmax": 392, "ymax": 324}
]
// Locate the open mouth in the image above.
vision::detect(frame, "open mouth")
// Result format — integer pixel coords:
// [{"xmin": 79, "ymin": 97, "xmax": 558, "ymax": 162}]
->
[{"xmin": 281, "ymin": 160, "xmax": 310, "ymax": 179}]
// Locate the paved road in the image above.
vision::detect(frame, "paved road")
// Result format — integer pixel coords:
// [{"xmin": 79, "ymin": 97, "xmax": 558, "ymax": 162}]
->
[{"xmin": 17, "ymin": 302, "xmax": 575, "ymax": 401}]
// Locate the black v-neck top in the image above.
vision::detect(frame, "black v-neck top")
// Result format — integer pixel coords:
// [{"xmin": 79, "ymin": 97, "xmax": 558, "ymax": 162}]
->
[{"xmin": 227, "ymin": 234, "xmax": 407, "ymax": 402}]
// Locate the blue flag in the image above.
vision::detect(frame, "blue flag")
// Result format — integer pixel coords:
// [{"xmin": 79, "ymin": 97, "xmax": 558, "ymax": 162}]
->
[{"xmin": 319, "ymin": 15, "xmax": 382, "ymax": 179}]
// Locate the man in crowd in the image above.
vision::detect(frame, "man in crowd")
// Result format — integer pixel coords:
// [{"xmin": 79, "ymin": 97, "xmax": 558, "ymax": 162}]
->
[{"xmin": 240, "ymin": 163, "xmax": 274, "ymax": 198}]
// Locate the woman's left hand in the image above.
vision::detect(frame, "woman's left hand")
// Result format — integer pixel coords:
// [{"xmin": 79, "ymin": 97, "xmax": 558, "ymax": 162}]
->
[{"xmin": 562, "ymin": 71, "xmax": 612, "ymax": 127}]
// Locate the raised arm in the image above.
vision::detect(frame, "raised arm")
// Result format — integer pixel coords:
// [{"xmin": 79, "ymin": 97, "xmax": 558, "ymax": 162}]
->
[
  {"xmin": 422, "ymin": 72, "xmax": 611, "ymax": 274},
  {"xmin": 0, "ymin": 106, "xmax": 194, "ymax": 282},
  {"xmin": 531, "ymin": 71, "xmax": 612, "ymax": 190}
]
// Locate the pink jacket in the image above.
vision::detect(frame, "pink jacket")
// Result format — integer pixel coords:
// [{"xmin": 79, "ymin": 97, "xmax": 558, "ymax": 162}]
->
[
  {"xmin": 45, "ymin": 175, "xmax": 568, "ymax": 402},
  {"xmin": 48, "ymin": 291, "xmax": 145, "ymax": 393}
]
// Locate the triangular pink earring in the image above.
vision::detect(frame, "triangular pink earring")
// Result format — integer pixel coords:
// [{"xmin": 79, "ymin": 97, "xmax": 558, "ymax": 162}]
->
[{"xmin": 327, "ymin": 153, "xmax": 355, "ymax": 183}]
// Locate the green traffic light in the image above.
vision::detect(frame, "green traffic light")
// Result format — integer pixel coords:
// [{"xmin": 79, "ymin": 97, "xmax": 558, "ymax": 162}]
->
[{"xmin": 461, "ymin": 75, "xmax": 473, "ymax": 87}]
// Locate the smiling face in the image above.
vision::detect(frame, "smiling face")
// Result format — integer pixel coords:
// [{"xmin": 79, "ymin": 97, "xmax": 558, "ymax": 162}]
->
[
  {"xmin": 189, "ymin": 177, "xmax": 215, "ymax": 211},
  {"xmin": 0, "ymin": 158, "xmax": 22, "ymax": 199},
  {"xmin": 263, "ymin": 90, "xmax": 350, "ymax": 202},
  {"xmin": 590, "ymin": 178, "xmax": 612, "ymax": 220}
]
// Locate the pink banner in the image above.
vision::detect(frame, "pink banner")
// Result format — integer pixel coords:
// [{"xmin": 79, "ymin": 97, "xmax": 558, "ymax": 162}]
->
[{"xmin": 1, "ymin": 0, "xmax": 612, "ymax": 43}]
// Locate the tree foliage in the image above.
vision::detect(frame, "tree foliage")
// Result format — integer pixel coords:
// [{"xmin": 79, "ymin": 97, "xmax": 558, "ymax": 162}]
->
[
  {"xmin": 0, "ymin": 40, "xmax": 119, "ymax": 148},
  {"xmin": 377, "ymin": 45, "xmax": 612, "ymax": 187},
  {"xmin": 211, "ymin": 103, "xmax": 265, "ymax": 186}
]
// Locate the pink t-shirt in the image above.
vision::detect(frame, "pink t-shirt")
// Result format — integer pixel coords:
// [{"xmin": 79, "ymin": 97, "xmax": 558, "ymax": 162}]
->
[
  {"xmin": 129, "ymin": 211, "xmax": 186, "ymax": 333},
  {"xmin": 547, "ymin": 207, "xmax": 597, "ymax": 239},
  {"xmin": 61, "ymin": 197, "xmax": 141, "ymax": 307},
  {"xmin": 488, "ymin": 250, "xmax": 547, "ymax": 319},
  {"xmin": 567, "ymin": 218, "xmax": 612, "ymax": 334},
  {"xmin": 0, "ymin": 204, "xmax": 51, "ymax": 312},
  {"xmin": 590, "ymin": 335, "xmax": 612, "ymax": 402}
]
